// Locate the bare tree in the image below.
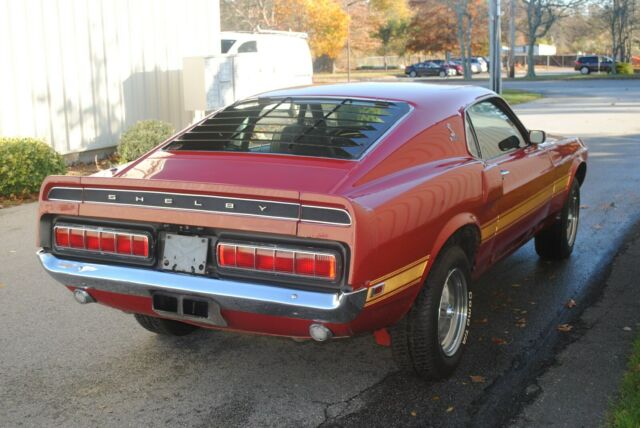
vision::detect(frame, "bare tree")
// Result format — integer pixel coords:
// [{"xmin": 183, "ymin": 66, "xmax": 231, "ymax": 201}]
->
[
  {"xmin": 602, "ymin": 0, "xmax": 637, "ymax": 70},
  {"xmin": 221, "ymin": 0, "xmax": 277, "ymax": 31},
  {"xmin": 521, "ymin": 0, "xmax": 583, "ymax": 78}
]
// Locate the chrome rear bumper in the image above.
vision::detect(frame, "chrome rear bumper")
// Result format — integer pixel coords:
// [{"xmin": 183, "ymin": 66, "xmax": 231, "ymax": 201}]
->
[{"xmin": 37, "ymin": 251, "xmax": 366, "ymax": 324}]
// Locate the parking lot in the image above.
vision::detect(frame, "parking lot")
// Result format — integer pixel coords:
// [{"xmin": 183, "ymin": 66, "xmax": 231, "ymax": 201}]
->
[{"xmin": 1, "ymin": 79, "xmax": 640, "ymax": 427}]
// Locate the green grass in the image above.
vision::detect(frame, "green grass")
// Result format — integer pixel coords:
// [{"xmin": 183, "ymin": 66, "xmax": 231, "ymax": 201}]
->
[
  {"xmin": 501, "ymin": 89, "xmax": 543, "ymax": 105},
  {"xmin": 608, "ymin": 335, "xmax": 640, "ymax": 427},
  {"xmin": 509, "ymin": 72, "xmax": 640, "ymax": 82}
]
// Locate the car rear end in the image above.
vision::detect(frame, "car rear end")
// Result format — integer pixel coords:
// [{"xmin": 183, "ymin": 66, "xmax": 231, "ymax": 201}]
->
[{"xmin": 37, "ymin": 95, "xmax": 411, "ymax": 340}]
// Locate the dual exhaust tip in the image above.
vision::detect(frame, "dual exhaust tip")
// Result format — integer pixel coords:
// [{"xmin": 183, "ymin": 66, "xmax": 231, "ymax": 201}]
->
[{"xmin": 71, "ymin": 289, "xmax": 334, "ymax": 341}]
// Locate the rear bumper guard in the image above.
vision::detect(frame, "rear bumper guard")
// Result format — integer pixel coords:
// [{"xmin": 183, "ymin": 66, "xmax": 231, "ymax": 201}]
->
[{"xmin": 37, "ymin": 251, "xmax": 366, "ymax": 324}]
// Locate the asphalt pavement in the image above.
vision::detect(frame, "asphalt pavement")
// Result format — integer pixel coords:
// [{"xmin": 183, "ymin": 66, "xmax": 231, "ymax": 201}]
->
[{"xmin": 1, "ymin": 79, "xmax": 640, "ymax": 427}]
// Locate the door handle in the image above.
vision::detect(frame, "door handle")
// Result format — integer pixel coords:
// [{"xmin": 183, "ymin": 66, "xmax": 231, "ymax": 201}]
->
[{"xmin": 500, "ymin": 169, "xmax": 510, "ymax": 176}]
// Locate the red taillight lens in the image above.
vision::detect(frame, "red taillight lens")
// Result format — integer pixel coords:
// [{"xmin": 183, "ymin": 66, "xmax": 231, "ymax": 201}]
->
[
  {"xmin": 53, "ymin": 225, "xmax": 150, "ymax": 258},
  {"xmin": 315, "ymin": 254, "xmax": 336, "ymax": 279},
  {"xmin": 256, "ymin": 248, "xmax": 275, "ymax": 271},
  {"xmin": 69, "ymin": 229, "xmax": 85, "ymax": 248},
  {"xmin": 294, "ymin": 253, "xmax": 315, "ymax": 276},
  {"xmin": 217, "ymin": 244, "xmax": 236, "ymax": 267},
  {"xmin": 116, "ymin": 234, "xmax": 132, "ymax": 254},
  {"xmin": 274, "ymin": 250, "xmax": 294, "ymax": 273},
  {"xmin": 236, "ymin": 246, "xmax": 256, "ymax": 268},
  {"xmin": 55, "ymin": 227, "xmax": 70, "ymax": 247},
  {"xmin": 101, "ymin": 232, "xmax": 116, "ymax": 252},
  {"xmin": 216, "ymin": 242, "xmax": 337, "ymax": 281},
  {"xmin": 132, "ymin": 236, "xmax": 149, "ymax": 257},
  {"xmin": 85, "ymin": 230, "xmax": 100, "ymax": 250}
]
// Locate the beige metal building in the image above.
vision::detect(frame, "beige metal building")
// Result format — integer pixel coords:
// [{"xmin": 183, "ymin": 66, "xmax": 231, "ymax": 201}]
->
[{"xmin": 0, "ymin": 0, "xmax": 221, "ymax": 158}]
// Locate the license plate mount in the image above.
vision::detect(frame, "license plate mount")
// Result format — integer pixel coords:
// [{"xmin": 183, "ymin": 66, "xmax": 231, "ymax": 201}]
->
[{"xmin": 162, "ymin": 233, "xmax": 208, "ymax": 275}]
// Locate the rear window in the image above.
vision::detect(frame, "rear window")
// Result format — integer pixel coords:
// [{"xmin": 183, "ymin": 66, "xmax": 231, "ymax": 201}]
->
[{"xmin": 164, "ymin": 97, "xmax": 410, "ymax": 159}]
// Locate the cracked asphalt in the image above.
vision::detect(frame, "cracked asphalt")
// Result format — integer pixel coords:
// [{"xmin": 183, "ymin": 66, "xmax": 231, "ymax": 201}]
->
[{"xmin": 1, "ymin": 79, "xmax": 639, "ymax": 427}]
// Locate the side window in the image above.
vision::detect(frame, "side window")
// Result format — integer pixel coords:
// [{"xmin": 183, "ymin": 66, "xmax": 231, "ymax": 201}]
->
[
  {"xmin": 464, "ymin": 113, "xmax": 480, "ymax": 158},
  {"xmin": 466, "ymin": 100, "xmax": 526, "ymax": 160},
  {"xmin": 237, "ymin": 41, "xmax": 257, "ymax": 53}
]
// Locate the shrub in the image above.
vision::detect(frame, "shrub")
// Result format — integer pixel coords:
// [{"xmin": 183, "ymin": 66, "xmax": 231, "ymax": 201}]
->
[
  {"xmin": 0, "ymin": 138, "xmax": 67, "ymax": 197},
  {"xmin": 117, "ymin": 120, "xmax": 174, "ymax": 162},
  {"xmin": 616, "ymin": 62, "xmax": 634, "ymax": 75}
]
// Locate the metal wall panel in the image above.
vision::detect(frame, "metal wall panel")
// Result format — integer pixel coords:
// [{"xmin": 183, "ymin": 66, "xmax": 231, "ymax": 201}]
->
[{"xmin": 0, "ymin": 0, "xmax": 220, "ymax": 155}]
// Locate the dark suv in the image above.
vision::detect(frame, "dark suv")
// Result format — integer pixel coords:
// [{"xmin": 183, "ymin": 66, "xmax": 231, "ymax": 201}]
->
[{"xmin": 575, "ymin": 56, "xmax": 613, "ymax": 74}]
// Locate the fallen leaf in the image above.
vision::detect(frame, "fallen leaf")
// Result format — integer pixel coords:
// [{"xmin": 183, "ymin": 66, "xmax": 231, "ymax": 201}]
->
[
  {"xmin": 557, "ymin": 323, "xmax": 573, "ymax": 332},
  {"xmin": 432, "ymin": 396, "xmax": 440, "ymax": 401},
  {"xmin": 511, "ymin": 283, "xmax": 521, "ymax": 288},
  {"xmin": 0, "ymin": 283, "xmax": 4, "ymax": 289},
  {"xmin": 580, "ymin": 204, "xmax": 590, "ymax": 209},
  {"xmin": 410, "ymin": 410, "xmax": 417, "ymax": 417},
  {"xmin": 515, "ymin": 318, "xmax": 527, "ymax": 328},
  {"xmin": 623, "ymin": 326, "xmax": 632, "ymax": 332},
  {"xmin": 491, "ymin": 337, "xmax": 507, "ymax": 345},
  {"xmin": 520, "ymin": 310, "xmax": 528, "ymax": 314},
  {"xmin": 470, "ymin": 375, "xmax": 486, "ymax": 383},
  {"xmin": 475, "ymin": 317, "xmax": 489, "ymax": 325},
  {"xmin": 446, "ymin": 406, "xmax": 454, "ymax": 413},
  {"xmin": 565, "ymin": 299, "xmax": 577, "ymax": 309},
  {"xmin": 530, "ymin": 301, "xmax": 537, "ymax": 305}
]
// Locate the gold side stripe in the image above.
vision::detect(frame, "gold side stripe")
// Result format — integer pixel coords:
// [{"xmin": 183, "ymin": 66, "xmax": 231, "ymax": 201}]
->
[
  {"xmin": 365, "ymin": 256, "xmax": 430, "ymax": 307},
  {"xmin": 480, "ymin": 173, "xmax": 571, "ymax": 243}
]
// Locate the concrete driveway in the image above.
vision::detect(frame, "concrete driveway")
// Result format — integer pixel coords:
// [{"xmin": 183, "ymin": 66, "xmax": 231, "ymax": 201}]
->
[{"xmin": 1, "ymin": 79, "xmax": 639, "ymax": 427}]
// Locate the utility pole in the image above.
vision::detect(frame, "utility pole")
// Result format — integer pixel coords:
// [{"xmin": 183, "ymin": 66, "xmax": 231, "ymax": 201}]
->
[
  {"xmin": 509, "ymin": 0, "xmax": 516, "ymax": 78},
  {"xmin": 489, "ymin": 0, "xmax": 502, "ymax": 93}
]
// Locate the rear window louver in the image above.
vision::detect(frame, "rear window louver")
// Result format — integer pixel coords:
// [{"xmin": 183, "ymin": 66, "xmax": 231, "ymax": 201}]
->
[{"xmin": 164, "ymin": 97, "xmax": 410, "ymax": 159}]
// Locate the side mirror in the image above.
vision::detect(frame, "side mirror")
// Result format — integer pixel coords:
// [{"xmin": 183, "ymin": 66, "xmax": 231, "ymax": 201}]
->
[{"xmin": 529, "ymin": 130, "xmax": 546, "ymax": 144}]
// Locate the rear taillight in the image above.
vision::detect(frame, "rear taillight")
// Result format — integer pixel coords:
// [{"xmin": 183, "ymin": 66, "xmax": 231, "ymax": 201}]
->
[
  {"xmin": 53, "ymin": 225, "xmax": 150, "ymax": 258},
  {"xmin": 217, "ymin": 242, "xmax": 338, "ymax": 281}
]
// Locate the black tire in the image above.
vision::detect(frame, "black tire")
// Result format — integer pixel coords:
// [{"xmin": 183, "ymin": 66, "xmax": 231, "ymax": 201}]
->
[
  {"xmin": 580, "ymin": 66, "xmax": 590, "ymax": 75},
  {"xmin": 439, "ymin": 70, "xmax": 446, "ymax": 78},
  {"xmin": 535, "ymin": 179, "xmax": 580, "ymax": 260},
  {"xmin": 134, "ymin": 313, "xmax": 199, "ymax": 336},
  {"xmin": 391, "ymin": 246, "xmax": 472, "ymax": 380},
  {"xmin": 409, "ymin": 70, "xmax": 417, "ymax": 78}
]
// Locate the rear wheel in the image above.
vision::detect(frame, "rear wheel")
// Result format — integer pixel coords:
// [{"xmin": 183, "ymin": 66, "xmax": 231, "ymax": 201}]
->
[
  {"xmin": 391, "ymin": 246, "xmax": 472, "ymax": 380},
  {"xmin": 439, "ymin": 70, "xmax": 446, "ymax": 78},
  {"xmin": 134, "ymin": 314, "xmax": 199, "ymax": 336},
  {"xmin": 535, "ymin": 180, "xmax": 580, "ymax": 260},
  {"xmin": 409, "ymin": 70, "xmax": 417, "ymax": 78},
  {"xmin": 580, "ymin": 66, "xmax": 590, "ymax": 75}
]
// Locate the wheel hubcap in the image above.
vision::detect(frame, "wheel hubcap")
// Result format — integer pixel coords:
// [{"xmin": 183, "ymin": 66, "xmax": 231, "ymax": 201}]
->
[
  {"xmin": 566, "ymin": 190, "xmax": 579, "ymax": 246},
  {"xmin": 438, "ymin": 268, "xmax": 469, "ymax": 357}
]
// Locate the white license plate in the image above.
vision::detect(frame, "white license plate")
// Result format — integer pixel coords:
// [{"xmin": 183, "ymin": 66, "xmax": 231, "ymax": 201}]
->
[{"xmin": 162, "ymin": 234, "xmax": 209, "ymax": 275}]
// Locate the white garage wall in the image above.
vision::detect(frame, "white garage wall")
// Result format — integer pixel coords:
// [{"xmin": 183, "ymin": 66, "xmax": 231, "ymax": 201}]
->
[{"xmin": 0, "ymin": 0, "xmax": 220, "ymax": 155}]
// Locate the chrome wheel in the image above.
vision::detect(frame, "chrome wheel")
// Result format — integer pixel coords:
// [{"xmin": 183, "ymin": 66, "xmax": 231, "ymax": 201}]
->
[
  {"xmin": 566, "ymin": 189, "xmax": 579, "ymax": 246},
  {"xmin": 438, "ymin": 268, "xmax": 468, "ymax": 357}
]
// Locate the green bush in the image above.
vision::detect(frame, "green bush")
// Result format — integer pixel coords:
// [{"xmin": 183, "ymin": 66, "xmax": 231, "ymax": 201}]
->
[
  {"xmin": 616, "ymin": 62, "xmax": 634, "ymax": 75},
  {"xmin": 118, "ymin": 120, "xmax": 174, "ymax": 162},
  {"xmin": 0, "ymin": 138, "xmax": 67, "ymax": 197}
]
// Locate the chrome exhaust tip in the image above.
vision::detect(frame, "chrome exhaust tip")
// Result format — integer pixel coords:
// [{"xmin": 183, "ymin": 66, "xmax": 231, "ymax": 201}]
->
[
  {"xmin": 73, "ymin": 289, "xmax": 95, "ymax": 304},
  {"xmin": 309, "ymin": 323, "xmax": 332, "ymax": 342}
]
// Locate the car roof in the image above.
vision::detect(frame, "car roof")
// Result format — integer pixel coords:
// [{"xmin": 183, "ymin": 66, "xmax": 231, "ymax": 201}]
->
[{"xmin": 255, "ymin": 82, "xmax": 494, "ymax": 109}]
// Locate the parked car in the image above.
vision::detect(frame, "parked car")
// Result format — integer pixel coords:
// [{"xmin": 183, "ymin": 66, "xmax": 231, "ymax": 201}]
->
[
  {"xmin": 574, "ymin": 55, "xmax": 613, "ymax": 74},
  {"xmin": 37, "ymin": 82, "xmax": 587, "ymax": 380},
  {"xmin": 405, "ymin": 61, "xmax": 456, "ymax": 77},
  {"xmin": 430, "ymin": 59, "xmax": 463, "ymax": 75},
  {"xmin": 451, "ymin": 57, "xmax": 483, "ymax": 74}
]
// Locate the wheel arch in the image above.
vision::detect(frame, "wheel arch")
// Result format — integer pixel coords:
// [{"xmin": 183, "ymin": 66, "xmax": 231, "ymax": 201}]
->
[{"xmin": 425, "ymin": 213, "xmax": 481, "ymax": 281}]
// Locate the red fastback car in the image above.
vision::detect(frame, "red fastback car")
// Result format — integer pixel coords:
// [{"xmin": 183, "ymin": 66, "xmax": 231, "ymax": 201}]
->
[{"xmin": 38, "ymin": 83, "xmax": 587, "ymax": 379}]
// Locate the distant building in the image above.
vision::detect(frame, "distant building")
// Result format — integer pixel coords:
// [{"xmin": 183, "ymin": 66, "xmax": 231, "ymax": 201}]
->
[
  {"xmin": 512, "ymin": 44, "xmax": 557, "ymax": 56},
  {"xmin": 0, "ymin": 0, "xmax": 221, "ymax": 158}
]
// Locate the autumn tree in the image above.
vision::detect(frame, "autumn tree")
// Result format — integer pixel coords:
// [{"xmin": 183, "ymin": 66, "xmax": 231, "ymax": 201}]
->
[
  {"xmin": 407, "ymin": 0, "xmax": 486, "ymax": 79},
  {"xmin": 370, "ymin": 0, "xmax": 411, "ymax": 69},
  {"xmin": 521, "ymin": 0, "xmax": 584, "ymax": 78},
  {"xmin": 222, "ymin": 0, "xmax": 349, "ymax": 70}
]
